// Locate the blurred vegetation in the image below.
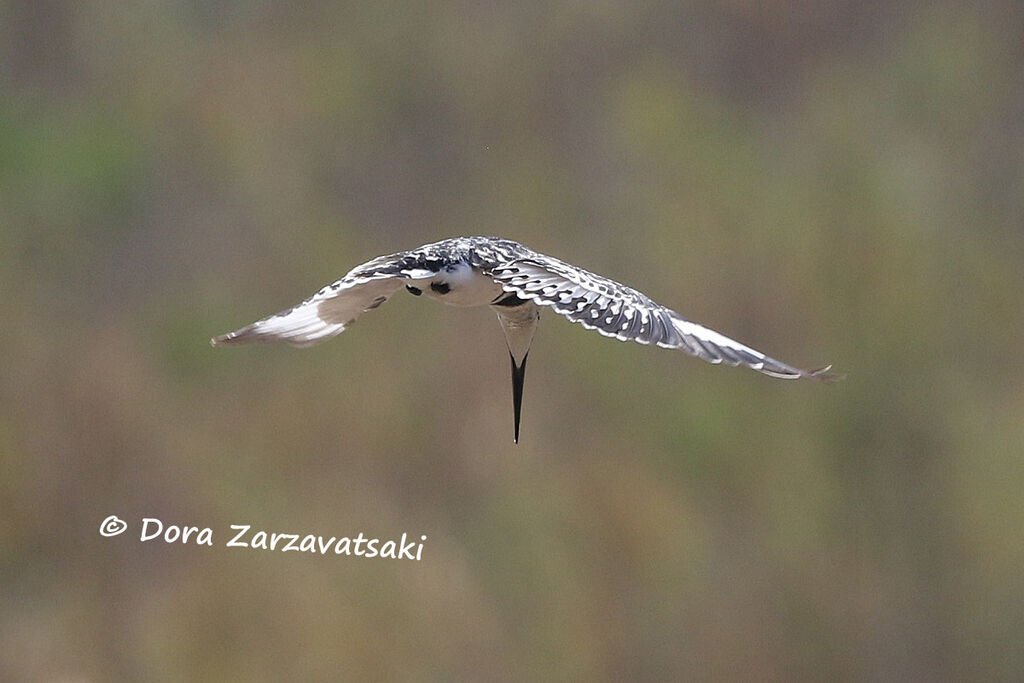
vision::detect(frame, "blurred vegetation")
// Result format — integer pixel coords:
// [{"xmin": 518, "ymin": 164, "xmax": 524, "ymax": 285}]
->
[{"xmin": 2, "ymin": 0, "xmax": 1023, "ymax": 680}]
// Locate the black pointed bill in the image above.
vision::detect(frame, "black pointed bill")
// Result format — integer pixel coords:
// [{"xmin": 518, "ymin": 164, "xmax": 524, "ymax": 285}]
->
[{"xmin": 509, "ymin": 351, "xmax": 528, "ymax": 444}]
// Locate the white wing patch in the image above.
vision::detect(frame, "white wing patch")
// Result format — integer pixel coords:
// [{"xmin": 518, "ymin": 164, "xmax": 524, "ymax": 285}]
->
[{"xmin": 211, "ymin": 270, "xmax": 408, "ymax": 348}]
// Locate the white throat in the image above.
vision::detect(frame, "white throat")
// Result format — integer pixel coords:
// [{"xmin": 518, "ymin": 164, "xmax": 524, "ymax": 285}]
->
[{"xmin": 420, "ymin": 262, "xmax": 503, "ymax": 307}]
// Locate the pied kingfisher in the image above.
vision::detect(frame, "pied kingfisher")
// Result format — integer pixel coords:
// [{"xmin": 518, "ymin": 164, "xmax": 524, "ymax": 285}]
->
[{"xmin": 212, "ymin": 237, "xmax": 839, "ymax": 442}]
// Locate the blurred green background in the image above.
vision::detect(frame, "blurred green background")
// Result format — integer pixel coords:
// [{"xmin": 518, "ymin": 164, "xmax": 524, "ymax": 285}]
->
[{"xmin": 2, "ymin": 1, "xmax": 1023, "ymax": 680}]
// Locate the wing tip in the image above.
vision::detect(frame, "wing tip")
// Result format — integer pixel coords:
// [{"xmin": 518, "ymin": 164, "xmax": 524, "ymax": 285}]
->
[
  {"xmin": 757, "ymin": 362, "xmax": 843, "ymax": 382},
  {"xmin": 804, "ymin": 364, "xmax": 844, "ymax": 383},
  {"xmin": 210, "ymin": 327, "xmax": 255, "ymax": 347}
]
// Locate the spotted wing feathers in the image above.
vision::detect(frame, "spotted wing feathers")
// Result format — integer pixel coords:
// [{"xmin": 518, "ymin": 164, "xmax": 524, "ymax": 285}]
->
[{"xmin": 490, "ymin": 257, "xmax": 837, "ymax": 381}]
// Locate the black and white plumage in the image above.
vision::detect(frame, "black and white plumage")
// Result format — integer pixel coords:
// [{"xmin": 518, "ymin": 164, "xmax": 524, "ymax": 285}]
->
[{"xmin": 212, "ymin": 236, "xmax": 839, "ymax": 442}]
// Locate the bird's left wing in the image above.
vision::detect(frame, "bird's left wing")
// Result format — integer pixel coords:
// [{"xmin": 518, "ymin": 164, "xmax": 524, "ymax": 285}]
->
[
  {"xmin": 211, "ymin": 253, "xmax": 429, "ymax": 348},
  {"xmin": 490, "ymin": 255, "xmax": 837, "ymax": 380}
]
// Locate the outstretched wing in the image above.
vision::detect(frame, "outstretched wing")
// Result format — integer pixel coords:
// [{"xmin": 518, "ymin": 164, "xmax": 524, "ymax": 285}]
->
[
  {"xmin": 490, "ymin": 256, "xmax": 837, "ymax": 380},
  {"xmin": 211, "ymin": 253, "xmax": 423, "ymax": 348}
]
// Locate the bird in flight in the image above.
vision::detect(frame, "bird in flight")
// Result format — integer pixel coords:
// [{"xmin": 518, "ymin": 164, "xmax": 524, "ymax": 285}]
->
[{"xmin": 212, "ymin": 236, "xmax": 839, "ymax": 442}]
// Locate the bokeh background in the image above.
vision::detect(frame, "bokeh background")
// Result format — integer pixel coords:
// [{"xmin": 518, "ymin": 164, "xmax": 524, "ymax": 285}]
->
[{"xmin": 2, "ymin": 1, "xmax": 1023, "ymax": 680}]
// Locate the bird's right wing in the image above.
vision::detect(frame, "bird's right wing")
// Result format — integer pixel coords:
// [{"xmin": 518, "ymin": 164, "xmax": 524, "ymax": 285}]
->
[
  {"xmin": 211, "ymin": 252, "xmax": 428, "ymax": 348},
  {"xmin": 490, "ymin": 255, "xmax": 838, "ymax": 381}
]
